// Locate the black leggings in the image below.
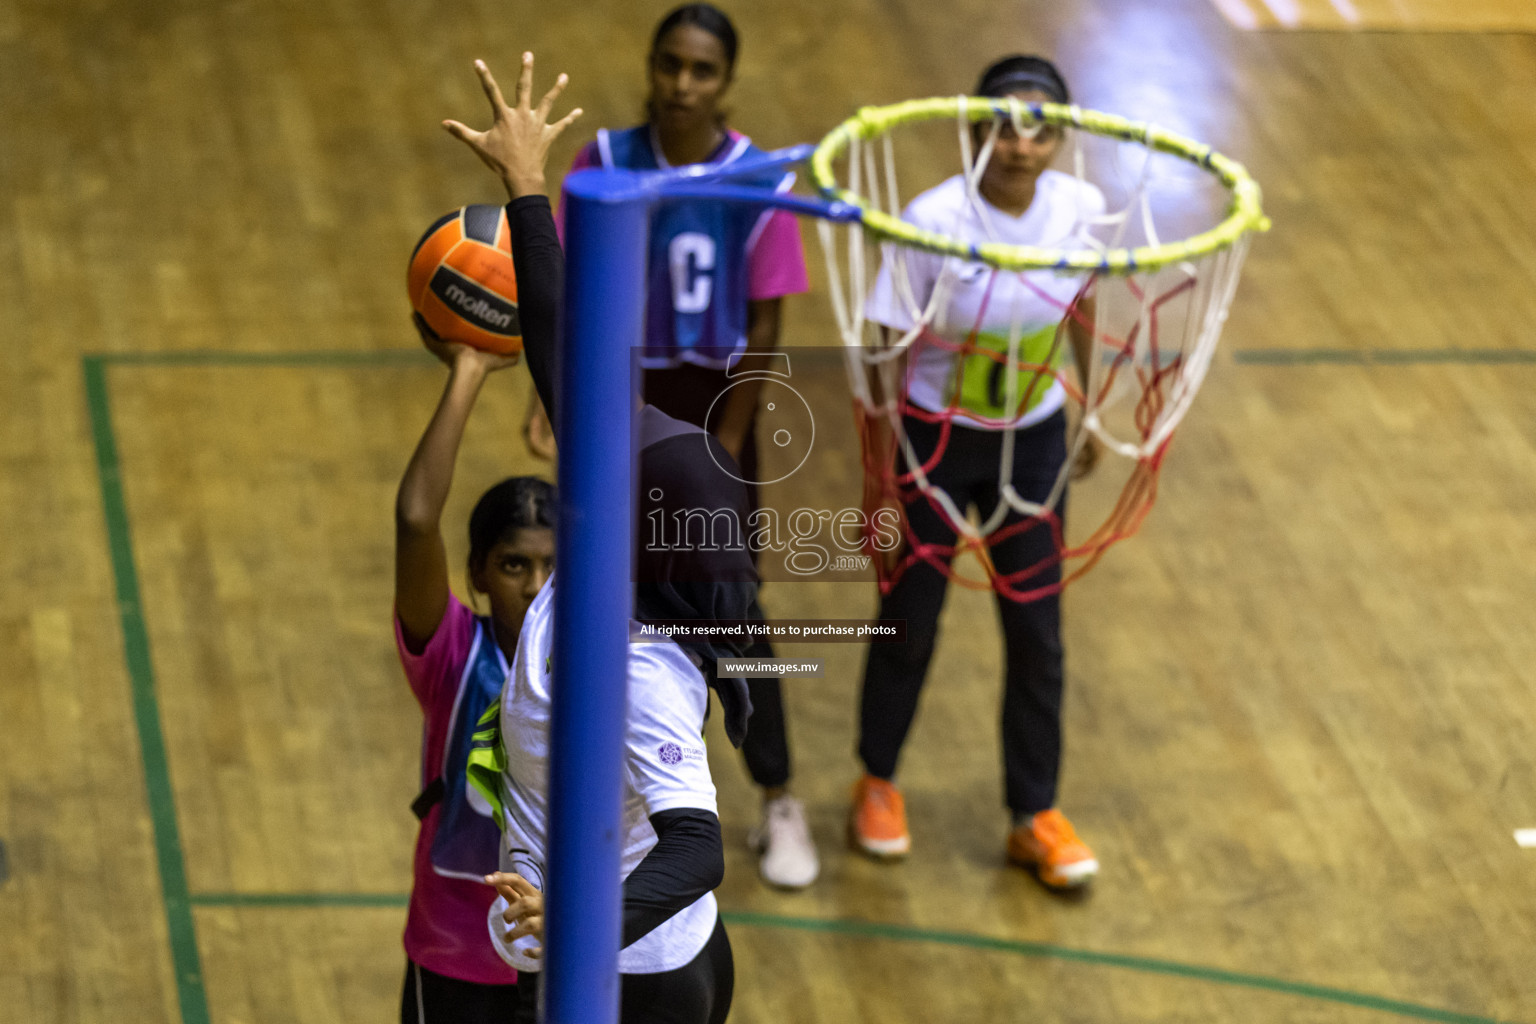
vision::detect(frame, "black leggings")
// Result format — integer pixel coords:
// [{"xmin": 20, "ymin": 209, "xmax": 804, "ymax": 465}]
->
[
  {"xmin": 859, "ymin": 411, "xmax": 1069, "ymax": 816},
  {"xmin": 740, "ymin": 646, "xmax": 790, "ymax": 788},
  {"xmin": 515, "ymin": 915, "xmax": 734, "ymax": 1024},
  {"xmin": 400, "ymin": 959, "xmax": 520, "ymax": 1024}
]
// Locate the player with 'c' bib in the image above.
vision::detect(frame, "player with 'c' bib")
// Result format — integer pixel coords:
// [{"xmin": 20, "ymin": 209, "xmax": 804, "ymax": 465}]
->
[{"xmin": 550, "ymin": 3, "xmax": 820, "ymax": 892}]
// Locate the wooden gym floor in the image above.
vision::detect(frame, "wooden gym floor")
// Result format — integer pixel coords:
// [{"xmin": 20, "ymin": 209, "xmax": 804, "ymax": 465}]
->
[{"xmin": 3, "ymin": 0, "xmax": 1536, "ymax": 1021}]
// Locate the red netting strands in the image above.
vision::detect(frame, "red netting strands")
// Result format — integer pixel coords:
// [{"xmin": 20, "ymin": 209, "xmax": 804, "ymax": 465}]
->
[{"xmin": 849, "ymin": 260, "xmax": 1209, "ymax": 602}]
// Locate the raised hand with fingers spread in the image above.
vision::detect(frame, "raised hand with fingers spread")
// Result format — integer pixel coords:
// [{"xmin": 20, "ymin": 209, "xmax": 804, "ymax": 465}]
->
[{"xmin": 443, "ymin": 54, "xmax": 583, "ymax": 201}]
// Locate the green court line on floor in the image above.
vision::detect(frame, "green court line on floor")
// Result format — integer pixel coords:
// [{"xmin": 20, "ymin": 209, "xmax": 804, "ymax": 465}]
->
[
  {"xmin": 185, "ymin": 892, "xmax": 1514, "ymax": 1024},
  {"xmin": 1234, "ymin": 348, "xmax": 1536, "ymax": 366},
  {"xmin": 725, "ymin": 911, "xmax": 1516, "ymax": 1024},
  {"xmin": 84, "ymin": 356, "xmax": 211, "ymax": 1024}
]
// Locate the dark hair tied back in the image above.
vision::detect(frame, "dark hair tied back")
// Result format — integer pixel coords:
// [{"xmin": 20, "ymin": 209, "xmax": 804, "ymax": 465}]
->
[
  {"xmin": 651, "ymin": 3, "xmax": 739, "ymax": 72},
  {"xmin": 975, "ymin": 55, "xmax": 1070, "ymax": 105},
  {"xmin": 468, "ymin": 476, "xmax": 556, "ymax": 572}
]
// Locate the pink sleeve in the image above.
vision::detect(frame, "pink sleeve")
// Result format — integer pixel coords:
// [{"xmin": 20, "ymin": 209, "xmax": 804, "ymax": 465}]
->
[
  {"xmin": 747, "ymin": 208, "xmax": 810, "ymax": 301},
  {"xmin": 395, "ymin": 596, "xmax": 478, "ymax": 709},
  {"xmin": 554, "ymin": 142, "xmax": 601, "ymax": 242}
]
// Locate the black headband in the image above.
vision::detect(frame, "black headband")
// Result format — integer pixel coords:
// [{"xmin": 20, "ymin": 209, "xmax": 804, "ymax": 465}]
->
[{"xmin": 981, "ymin": 69, "xmax": 1066, "ymax": 103}]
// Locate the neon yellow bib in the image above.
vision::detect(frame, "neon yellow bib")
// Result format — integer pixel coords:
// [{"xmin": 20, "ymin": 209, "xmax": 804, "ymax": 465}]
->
[
  {"xmin": 947, "ymin": 323, "xmax": 1064, "ymax": 421},
  {"xmin": 466, "ymin": 698, "xmax": 508, "ymax": 832}
]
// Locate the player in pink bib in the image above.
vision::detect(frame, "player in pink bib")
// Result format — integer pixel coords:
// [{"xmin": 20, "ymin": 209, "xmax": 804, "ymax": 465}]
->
[{"xmin": 394, "ymin": 317, "xmax": 554, "ymax": 1022}]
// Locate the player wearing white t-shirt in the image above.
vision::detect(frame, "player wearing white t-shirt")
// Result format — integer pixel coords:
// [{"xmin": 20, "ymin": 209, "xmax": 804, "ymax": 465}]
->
[
  {"xmin": 487, "ymin": 581, "xmax": 724, "ymax": 975},
  {"xmin": 848, "ymin": 56, "xmax": 1105, "ymax": 891},
  {"xmin": 866, "ymin": 168, "xmax": 1104, "ymax": 432}
]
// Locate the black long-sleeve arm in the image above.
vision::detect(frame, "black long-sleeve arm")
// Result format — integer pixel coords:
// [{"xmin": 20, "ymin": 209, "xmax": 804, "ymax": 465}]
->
[
  {"xmin": 621, "ymin": 808, "xmax": 724, "ymax": 949},
  {"xmin": 506, "ymin": 194, "xmax": 563, "ymax": 429}
]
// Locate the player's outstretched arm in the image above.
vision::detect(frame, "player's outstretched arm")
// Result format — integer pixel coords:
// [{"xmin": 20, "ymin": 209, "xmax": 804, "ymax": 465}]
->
[
  {"xmin": 443, "ymin": 54, "xmax": 583, "ymax": 202},
  {"xmin": 394, "ymin": 317, "xmax": 518, "ymax": 651},
  {"xmin": 443, "ymin": 54, "xmax": 576, "ymax": 427}
]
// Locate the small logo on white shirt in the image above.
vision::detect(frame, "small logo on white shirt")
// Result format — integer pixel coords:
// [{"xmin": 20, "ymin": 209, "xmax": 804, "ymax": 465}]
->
[{"xmin": 657, "ymin": 742, "xmax": 704, "ymax": 766}]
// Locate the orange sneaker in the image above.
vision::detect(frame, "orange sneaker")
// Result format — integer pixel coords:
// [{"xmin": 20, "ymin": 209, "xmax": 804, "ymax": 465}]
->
[
  {"xmin": 1006, "ymin": 809, "xmax": 1098, "ymax": 888},
  {"xmin": 848, "ymin": 774, "xmax": 911, "ymax": 859}
]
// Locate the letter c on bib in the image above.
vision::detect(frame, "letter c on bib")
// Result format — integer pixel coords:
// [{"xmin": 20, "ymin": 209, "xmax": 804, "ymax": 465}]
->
[{"xmin": 669, "ymin": 232, "xmax": 716, "ymax": 314}]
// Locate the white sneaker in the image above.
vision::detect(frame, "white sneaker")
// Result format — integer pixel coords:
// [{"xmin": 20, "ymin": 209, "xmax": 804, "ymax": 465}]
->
[{"xmin": 748, "ymin": 795, "xmax": 820, "ymax": 889}]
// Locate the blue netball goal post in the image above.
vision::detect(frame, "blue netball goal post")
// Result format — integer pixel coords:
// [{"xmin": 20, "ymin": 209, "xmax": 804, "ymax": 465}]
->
[{"xmin": 546, "ymin": 144, "xmax": 853, "ymax": 1024}]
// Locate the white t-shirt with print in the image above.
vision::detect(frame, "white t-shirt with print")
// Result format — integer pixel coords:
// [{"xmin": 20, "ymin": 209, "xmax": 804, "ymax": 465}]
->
[
  {"xmin": 865, "ymin": 170, "xmax": 1106, "ymax": 430},
  {"xmin": 486, "ymin": 578, "xmax": 719, "ymax": 975}
]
